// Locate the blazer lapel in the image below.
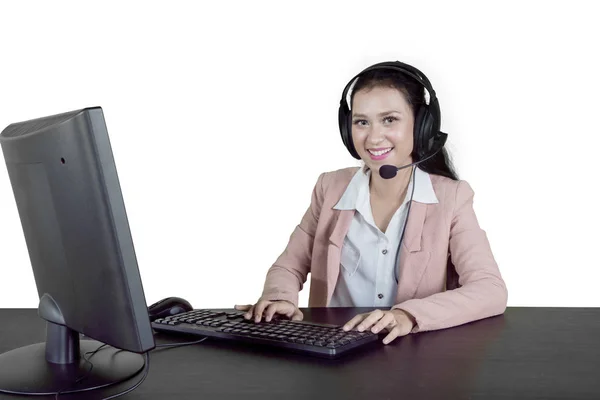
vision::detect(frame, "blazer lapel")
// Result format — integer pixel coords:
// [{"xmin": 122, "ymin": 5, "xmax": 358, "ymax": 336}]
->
[
  {"xmin": 324, "ymin": 209, "xmax": 354, "ymax": 304},
  {"xmin": 396, "ymin": 201, "xmax": 431, "ymax": 301},
  {"xmin": 328, "ymin": 209, "xmax": 354, "ymax": 248},
  {"xmin": 402, "ymin": 201, "xmax": 427, "ymax": 252}
]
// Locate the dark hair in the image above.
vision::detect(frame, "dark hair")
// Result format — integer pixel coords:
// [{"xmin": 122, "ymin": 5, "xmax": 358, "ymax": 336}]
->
[{"xmin": 350, "ymin": 68, "xmax": 459, "ymax": 181}]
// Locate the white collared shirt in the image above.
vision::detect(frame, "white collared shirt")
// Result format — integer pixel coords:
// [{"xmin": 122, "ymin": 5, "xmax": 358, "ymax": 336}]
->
[{"xmin": 328, "ymin": 166, "xmax": 439, "ymax": 307}]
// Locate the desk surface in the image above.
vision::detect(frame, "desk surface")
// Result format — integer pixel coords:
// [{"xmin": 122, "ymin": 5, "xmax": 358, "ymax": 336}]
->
[{"xmin": 1, "ymin": 307, "xmax": 599, "ymax": 400}]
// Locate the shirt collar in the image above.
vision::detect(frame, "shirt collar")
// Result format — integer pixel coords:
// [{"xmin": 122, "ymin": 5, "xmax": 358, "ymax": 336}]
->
[{"xmin": 333, "ymin": 166, "xmax": 439, "ymax": 211}]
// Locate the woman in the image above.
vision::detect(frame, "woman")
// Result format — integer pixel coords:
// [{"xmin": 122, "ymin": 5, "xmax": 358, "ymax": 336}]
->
[{"xmin": 236, "ymin": 61, "xmax": 507, "ymax": 345}]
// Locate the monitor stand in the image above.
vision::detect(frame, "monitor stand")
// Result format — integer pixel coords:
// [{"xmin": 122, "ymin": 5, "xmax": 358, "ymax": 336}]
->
[{"xmin": 0, "ymin": 321, "xmax": 145, "ymax": 396}]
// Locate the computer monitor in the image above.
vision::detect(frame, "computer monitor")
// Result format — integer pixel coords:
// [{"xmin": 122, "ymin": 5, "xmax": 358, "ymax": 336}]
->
[{"xmin": 0, "ymin": 107, "xmax": 155, "ymax": 396}]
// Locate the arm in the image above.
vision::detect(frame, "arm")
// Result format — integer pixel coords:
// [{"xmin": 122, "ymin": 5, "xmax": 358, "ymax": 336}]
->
[
  {"xmin": 259, "ymin": 172, "xmax": 326, "ymax": 307},
  {"xmin": 392, "ymin": 180, "xmax": 508, "ymax": 333}
]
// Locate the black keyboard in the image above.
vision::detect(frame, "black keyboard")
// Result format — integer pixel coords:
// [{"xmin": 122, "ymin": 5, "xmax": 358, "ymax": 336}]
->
[{"xmin": 151, "ymin": 309, "xmax": 379, "ymax": 358}]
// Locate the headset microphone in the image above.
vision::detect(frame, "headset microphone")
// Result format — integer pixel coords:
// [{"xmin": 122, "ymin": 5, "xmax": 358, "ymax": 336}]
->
[{"xmin": 378, "ymin": 132, "xmax": 448, "ymax": 179}]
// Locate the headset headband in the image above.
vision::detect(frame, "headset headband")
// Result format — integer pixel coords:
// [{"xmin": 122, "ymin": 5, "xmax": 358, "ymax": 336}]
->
[{"xmin": 339, "ymin": 61, "xmax": 437, "ymax": 112}]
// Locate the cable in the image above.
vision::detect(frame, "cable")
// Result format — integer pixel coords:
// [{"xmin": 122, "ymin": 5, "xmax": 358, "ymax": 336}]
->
[
  {"xmin": 100, "ymin": 352, "xmax": 150, "ymax": 400},
  {"xmin": 394, "ymin": 165, "xmax": 417, "ymax": 283},
  {"xmin": 155, "ymin": 336, "xmax": 208, "ymax": 348},
  {"xmin": 98, "ymin": 337, "xmax": 209, "ymax": 399},
  {"xmin": 54, "ymin": 344, "xmax": 109, "ymax": 399},
  {"xmin": 54, "ymin": 335, "xmax": 208, "ymax": 399}
]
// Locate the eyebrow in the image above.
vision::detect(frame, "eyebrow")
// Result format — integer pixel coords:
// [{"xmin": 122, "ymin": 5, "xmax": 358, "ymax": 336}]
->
[{"xmin": 352, "ymin": 110, "xmax": 402, "ymax": 119}]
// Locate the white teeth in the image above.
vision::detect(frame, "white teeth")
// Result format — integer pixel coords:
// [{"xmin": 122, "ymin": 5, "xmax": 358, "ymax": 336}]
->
[{"xmin": 368, "ymin": 148, "xmax": 392, "ymax": 156}]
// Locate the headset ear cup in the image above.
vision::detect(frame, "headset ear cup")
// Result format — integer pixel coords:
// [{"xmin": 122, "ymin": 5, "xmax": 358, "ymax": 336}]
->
[
  {"xmin": 338, "ymin": 103, "xmax": 360, "ymax": 159},
  {"xmin": 347, "ymin": 114, "xmax": 360, "ymax": 160},
  {"xmin": 414, "ymin": 105, "xmax": 428, "ymax": 160},
  {"xmin": 338, "ymin": 103, "xmax": 347, "ymax": 148}
]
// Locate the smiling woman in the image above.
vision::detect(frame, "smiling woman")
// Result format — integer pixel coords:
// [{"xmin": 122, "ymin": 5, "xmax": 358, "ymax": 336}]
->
[
  {"xmin": 236, "ymin": 61, "xmax": 507, "ymax": 345},
  {"xmin": 349, "ymin": 66, "xmax": 458, "ymax": 182}
]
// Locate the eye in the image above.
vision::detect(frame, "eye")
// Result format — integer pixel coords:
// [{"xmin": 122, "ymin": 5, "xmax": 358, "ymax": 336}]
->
[
  {"xmin": 353, "ymin": 119, "xmax": 368, "ymax": 126},
  {"xmin": 383, "ymin": 116, "xmax": 398, "ymax": 124}
]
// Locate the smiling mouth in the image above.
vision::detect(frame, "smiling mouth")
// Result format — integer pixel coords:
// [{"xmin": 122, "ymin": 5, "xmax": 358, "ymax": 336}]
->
[{"xmin": 367, "ymin": 147, "xmax": 393, "ymax": 156}]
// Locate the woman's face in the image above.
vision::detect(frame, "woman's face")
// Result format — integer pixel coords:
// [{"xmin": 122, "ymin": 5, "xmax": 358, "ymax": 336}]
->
[{"xmin": 351, "ymin": 86, "xmax": 414, "ymax": 173}]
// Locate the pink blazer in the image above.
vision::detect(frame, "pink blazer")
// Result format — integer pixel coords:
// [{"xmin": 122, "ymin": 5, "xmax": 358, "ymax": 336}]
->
[{"xmin": 260, "ymin": 167, "xmax": 508, "ymax": 333}]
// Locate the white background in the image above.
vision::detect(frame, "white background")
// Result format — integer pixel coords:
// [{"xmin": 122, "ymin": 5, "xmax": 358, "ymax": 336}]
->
[{"xmin": 0, "ymin": 1, "xmax": 598, "ymax": 309}]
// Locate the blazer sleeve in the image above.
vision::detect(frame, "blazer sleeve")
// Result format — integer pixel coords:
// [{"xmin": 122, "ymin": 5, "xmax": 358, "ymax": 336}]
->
[
  {"xmin": 392, "ymin": 180, "xmax": 508, "ymax": 333},
  {"xmin": 258, "ymin": 172, "xmax": 325, "ymax": 306}
]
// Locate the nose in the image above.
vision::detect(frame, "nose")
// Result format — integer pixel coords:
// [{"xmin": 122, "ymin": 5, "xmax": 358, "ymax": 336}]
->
[{"xmin": 367, "ymin": 128, "xmax": 386, "ymax": 145}]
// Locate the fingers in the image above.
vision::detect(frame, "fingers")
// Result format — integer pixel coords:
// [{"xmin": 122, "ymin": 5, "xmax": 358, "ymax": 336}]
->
[
  {"xmin": 290, "ymin": 307, "xmax": 303, "ymax": 321},
  {"xmin": 264, "ymin": 301, "xmax": 303, "ymax": 322},
  {"xmin": 243, "ymin": 305, "xmax": 255, "ymax": 320},
  {"xmin": 381, "ymin": 317, "xmax": 413, "ymax": 344},
  {"xmin": 370, "ymin": 312, "xmax": 396, "ymax": 334},
  {"xmin": 343, "ymin": 313, "xmax": 367, "ymax": 331},
  {"xmin": 237, "ymin": 300, "xmax": 302, "ymax": 323},
  {"xmin": 250, "ymin": 300, "xmax": 269, "ymax": 322},
  {"xmin": 382, "ymin": 325, "xmax": 409, "ymax": 344},
  {"xmin": 277, "ymin": 300, "xmax": 303, "ymax": 321},
  {"xmin": 356, "ymin": 309, "xmax": 384, "ymax": 332},
  {"xmin": 264, "ymin": 302, "xmax": 284, "ymax": 322},
  {"xmin": 235, "ymin": 303, "xmax": 258, "ymax": 320}
]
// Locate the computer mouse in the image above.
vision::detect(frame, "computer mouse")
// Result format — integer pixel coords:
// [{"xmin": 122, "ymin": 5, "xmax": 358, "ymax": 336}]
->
[{"xmin": 148, "ymin": 297, "xmax": 193, "ymax": 321}]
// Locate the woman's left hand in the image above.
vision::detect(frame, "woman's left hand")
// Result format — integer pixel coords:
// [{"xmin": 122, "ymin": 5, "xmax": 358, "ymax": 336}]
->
[{"xmin": 342, "ymin": 309, "xmax": 416, "ymax": 344}]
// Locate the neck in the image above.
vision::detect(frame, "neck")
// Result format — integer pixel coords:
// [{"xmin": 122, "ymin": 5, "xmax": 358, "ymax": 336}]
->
[{"xmin": 369, "ymin": 165, "xmax": 414, "ymax": 201}]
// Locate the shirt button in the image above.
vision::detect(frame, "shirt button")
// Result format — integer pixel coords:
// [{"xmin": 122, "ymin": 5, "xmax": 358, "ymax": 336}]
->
[
  {"xmin": 378, "ymin": 293, "xmax": 384, "ymax": 299},
  {"xmin": 382, "ymin": 249, "xmax": 388, "ymax": 255}
]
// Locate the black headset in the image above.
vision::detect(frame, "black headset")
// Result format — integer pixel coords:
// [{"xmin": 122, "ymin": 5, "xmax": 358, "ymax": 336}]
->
[{"xmin": 338, "ymin": 60, "xmax": 446, "ymax": 162}]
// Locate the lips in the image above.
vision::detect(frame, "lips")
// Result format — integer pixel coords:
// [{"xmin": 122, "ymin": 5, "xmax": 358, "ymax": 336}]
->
[
  {"xmin": 367, "ymin": 147, "xmax": 393, "ymax": 156},
  {"xmin": 367, "ymin": 147, "xmax": 393, "ymax": 161}
]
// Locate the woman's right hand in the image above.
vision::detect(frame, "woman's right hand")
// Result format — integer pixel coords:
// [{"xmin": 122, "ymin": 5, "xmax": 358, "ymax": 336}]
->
[{"xmin": 234, "ymin": 299, "xmax": 303, "ymax": 323}]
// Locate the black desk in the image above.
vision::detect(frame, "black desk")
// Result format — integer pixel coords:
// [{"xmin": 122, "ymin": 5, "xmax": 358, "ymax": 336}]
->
[{"xmin": 1, "ymin": 307, "xmax": 599, "ymax": 400}]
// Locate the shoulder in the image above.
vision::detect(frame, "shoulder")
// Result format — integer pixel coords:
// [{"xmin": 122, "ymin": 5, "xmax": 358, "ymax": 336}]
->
[
  {"xmin": 316, "ymin": 166, "xmax": 359, "ymax": 194},
  {"xmin": 429, "ymin": 173, "xmax": 476, "ymax": 211},
  {"xmin": 320, "ymin": 166, "xmax": 359, "ymax": 186},
  {"xmin": 307, "ymin": 166, "xmax": 359, "ymax": 210}
]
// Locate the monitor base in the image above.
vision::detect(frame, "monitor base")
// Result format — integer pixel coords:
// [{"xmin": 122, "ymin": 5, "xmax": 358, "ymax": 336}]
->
[{"xmin": 0, "ymin": 340, "xmax": 144, "ymax": 396}]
